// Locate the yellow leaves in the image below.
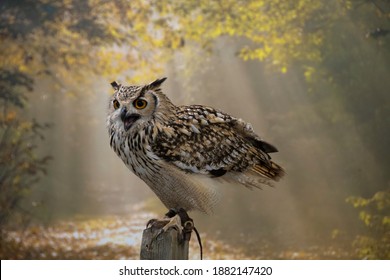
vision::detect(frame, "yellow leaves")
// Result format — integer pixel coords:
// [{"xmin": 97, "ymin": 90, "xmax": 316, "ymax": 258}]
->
[
  {"xmin": 304, "ymin": 66, "xmax": 316, "ymax": 81},
  {"xmin": 0, "ymin": 41, "xmax": 30, "ymax": 73},
  {"xmin": 168, "ymin": 0, "xmax": 330, "ymax": 68},
  {"xmin": 373, "ymin": 190, "xmax": 390, "ymax": 210},
  {"xmin": 169, "ymin": 35, "xmax": 184, "ymax": 49},
  {"xmin": 347, "ymin": 190, "xmax": 390, "ymax": 211},
  {"xmin": 1, "ymin": 0, "xmax": 334, "ymax": 85},
  {"xmin": 57, "ymin": 23, "xmax": 82, "ymax": 41},
  {"xmin": 352, "ymin": 234, "xmax": 390, "ymax": 260},
  {"xmin": 346, "ymin": 196, "xmax": 368, "ymax": 208},
  {"xmin": 95, "ymin": 48, "xmax": 128, "ymax": 78},
  {"xmin": 359, "ymin": 211, "xmax": 371, "ymax": 227},
  {"xmin": 130, "ymin": 62, "xmax": 165, "ymax": 85},
  {"xmin": 383, "ymin": 216, "xmax": 390, "ymax": 226},
  {"xmin": 311, "ymin": 33, "xmax": 324, "ymax": 46},
  {"xmin": 239, "ymin": 45, "xmax": 272, "ymax": 61},
  {"xmin": 347, "ymin": 190, "xmax": 390, "ymax": 258}
]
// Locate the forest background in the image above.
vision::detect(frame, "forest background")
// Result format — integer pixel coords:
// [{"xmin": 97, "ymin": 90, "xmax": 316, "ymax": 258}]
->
[{"xmin": 0, "ymin": 0, "xmax": 389, "ymax": 259}]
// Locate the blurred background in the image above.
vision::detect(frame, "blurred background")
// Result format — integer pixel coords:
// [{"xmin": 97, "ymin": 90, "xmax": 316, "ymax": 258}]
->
[{"xmin": 0, "ymin": 0, "xmax": 389, "ymax": 259}]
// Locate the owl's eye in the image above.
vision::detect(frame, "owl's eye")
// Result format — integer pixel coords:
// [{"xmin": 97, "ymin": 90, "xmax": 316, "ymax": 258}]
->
[
  {"xmin": 133, "ymin": 99, "xmax": 148, "ymax": 109},
  {"xmin": 113, "ymin": 99, "xmax": 120, "ymax": 110}
]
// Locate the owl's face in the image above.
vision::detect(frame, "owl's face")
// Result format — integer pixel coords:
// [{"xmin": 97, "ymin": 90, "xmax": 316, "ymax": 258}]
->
[{"xmin": 107, "ymin": 78, "xmax": 172, "ymax": 134}]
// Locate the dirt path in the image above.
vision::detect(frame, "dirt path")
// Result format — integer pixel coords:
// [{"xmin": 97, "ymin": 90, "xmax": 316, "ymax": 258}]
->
[{"xmin": 1, "ymin": 210, "xmax": 249, "ymax": 260}]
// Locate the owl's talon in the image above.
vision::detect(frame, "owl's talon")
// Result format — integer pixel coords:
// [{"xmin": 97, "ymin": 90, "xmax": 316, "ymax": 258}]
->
[
  {"xmin": 145, "ymin": 213, "xmax": 184, "ymax": 246},
  {"xmin": 146, "ymin": 218, "xmax": 158, "ymax": 228},
  {"xmin": 161, "ymin": 214, "xmax": 183, "ymax": 236}
]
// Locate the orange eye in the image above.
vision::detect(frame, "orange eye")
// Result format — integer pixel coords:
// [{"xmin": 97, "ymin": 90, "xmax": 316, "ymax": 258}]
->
[
  {"xmin": 113, "ymin": 99, "xmax": 120, "ymax": 110},
  {"xmin": 133, "ymin": 99, "xmax": 147, "ymax": 109}
]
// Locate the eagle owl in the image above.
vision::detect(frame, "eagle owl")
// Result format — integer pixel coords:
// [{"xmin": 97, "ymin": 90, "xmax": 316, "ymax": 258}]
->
[{"xmin": 107, "ymin": 77, "xmax": 284, "ymax": 215}]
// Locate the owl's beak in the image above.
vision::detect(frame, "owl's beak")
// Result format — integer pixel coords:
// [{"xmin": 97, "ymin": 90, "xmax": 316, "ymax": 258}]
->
[{"xmin": 120, "ymin": 107, "xmax": 140, "ymax": 131}]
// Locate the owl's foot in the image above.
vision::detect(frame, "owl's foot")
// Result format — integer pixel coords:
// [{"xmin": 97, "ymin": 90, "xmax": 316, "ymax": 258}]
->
[
  {"xmin": 146, "ymin": 208, "xmax": 193, "ymax": 243},
  {"xmin": 146, "ymin": 208, "xmax": 203, "ymax": 259}
]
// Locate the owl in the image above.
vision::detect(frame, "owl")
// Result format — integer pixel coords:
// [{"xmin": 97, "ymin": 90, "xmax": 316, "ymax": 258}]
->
[{"xmin": 107, "ymin": 77, "xmax": 284, "ymax": 224}]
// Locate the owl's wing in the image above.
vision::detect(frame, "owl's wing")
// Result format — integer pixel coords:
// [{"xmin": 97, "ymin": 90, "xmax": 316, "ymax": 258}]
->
[
  {"xmin": 151, "ymin": 105, "xmax": 284, "ymax": 186},
  {"xmin": 232, "ymin": 118, "xmax": 279, "ymax": 154}
]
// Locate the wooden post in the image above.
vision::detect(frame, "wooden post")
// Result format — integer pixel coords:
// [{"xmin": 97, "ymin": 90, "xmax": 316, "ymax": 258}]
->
[{"xmin": 140, "ymin": 226, "xmax": 190, "ymax": 260}]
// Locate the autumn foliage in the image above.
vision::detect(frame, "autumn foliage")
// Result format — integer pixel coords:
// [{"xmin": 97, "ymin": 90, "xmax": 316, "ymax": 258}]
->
[{"xmin": 0, "ymin": 0, "xmax": 389, "ymax": 259}]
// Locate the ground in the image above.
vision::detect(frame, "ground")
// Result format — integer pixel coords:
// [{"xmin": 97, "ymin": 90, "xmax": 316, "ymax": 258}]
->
[{"xmin": 1, "ymin": 208, "xmax": 357, "ymax": 260}]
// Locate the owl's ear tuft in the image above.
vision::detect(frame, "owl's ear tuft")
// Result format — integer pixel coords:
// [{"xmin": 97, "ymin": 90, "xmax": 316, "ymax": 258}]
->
[
  {"xmin": 147, "ymin": 77, "xmax": 167, "ymax": 90},
  {"xmin": 110, "ymin": 81, "xmax": 120, "ymax": 90}
]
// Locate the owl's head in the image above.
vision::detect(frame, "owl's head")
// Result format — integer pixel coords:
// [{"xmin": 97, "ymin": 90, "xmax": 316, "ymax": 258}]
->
[{"xmin": 107, "ymin": 77, "xmax": 174, "ymax": 134}]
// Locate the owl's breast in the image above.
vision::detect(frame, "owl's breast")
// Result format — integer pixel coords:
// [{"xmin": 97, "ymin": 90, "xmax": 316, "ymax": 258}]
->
[{"xmin": 110, "ymin": 127, "xmax": 162, "ymax": 181}]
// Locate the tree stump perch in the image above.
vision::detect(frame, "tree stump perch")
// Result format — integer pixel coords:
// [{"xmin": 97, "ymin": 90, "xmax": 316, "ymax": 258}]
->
[{"xmin": 140, "ymin": 226, "xmax": 190, "ymax": 260}]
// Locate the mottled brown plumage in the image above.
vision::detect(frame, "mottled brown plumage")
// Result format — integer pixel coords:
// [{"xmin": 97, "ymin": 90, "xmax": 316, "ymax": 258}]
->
[{"xmin": 107, "ymin": 77, "xmax": 284, "ymax": 214}]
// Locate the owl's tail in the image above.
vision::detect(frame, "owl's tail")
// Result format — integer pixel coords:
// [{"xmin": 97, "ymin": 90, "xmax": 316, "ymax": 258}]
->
[
  {"xmin": 251, "ymin": 161, "xmax": 285, "ymax": 182},
  {"xmin": 228, "ymin": 161, "xmax": 285, "ymax": 190}
]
